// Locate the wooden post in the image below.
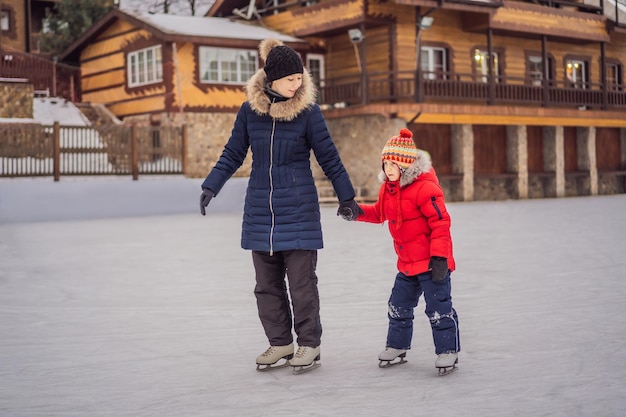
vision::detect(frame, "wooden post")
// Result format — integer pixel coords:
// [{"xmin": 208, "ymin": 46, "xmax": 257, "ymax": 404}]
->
[
  {"xmin": 416, "ymin": 27, "xmax": 424, "ymax": 103},
  {"xmin": 181, "ymin": 124, "xmax": 188, "ymax": 176},
  {"xmin": 601, "ymin": 42, "xmax": 608, "ymax": 111},
  {"xmin": 542, "ymin": 35, "xmax": 549, "ymax": 108},
  {"xmin": 53, "ymin": 122, "xmax": 60, "ymax": 181},
  {"xmin": 52, "ymin": 57, "xmax": 57, "ymax": 97},
  {"xmin": 487, "ymin": 29, "xmax": 494, "ymax": 106},
  {"xmin": 131, "ymin": 125, "xmax": 139, "ymax": 180}
]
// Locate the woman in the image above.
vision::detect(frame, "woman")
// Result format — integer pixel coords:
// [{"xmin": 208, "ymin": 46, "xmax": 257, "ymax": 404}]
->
[{"xmin": 199, "ymin": 38, "xmax": 360, "ymax": 374}]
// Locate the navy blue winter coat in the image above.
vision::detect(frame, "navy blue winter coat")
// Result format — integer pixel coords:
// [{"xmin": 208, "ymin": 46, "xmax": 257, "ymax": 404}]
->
[{"xmin": 201, "ymin": 68, "xmax": 356, "ymax": 253}]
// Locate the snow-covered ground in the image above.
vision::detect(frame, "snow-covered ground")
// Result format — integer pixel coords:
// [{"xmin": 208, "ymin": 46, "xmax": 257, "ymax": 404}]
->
[{"xmin": 1, "ymin": 176, "xmax": 625, "ymax": 417}]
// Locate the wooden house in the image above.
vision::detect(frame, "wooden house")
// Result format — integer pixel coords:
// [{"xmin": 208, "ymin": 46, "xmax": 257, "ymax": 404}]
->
[
  {"xmin": 202, "ymin": 0, "xmax": 626, "ymax": 201},
  {"xmin": 59, "ymin": 8, "xmax": 308, "ymax": 119},
  {"xmin": 0, "ymin": 0, "xmax": 60, "ymax": 54}
]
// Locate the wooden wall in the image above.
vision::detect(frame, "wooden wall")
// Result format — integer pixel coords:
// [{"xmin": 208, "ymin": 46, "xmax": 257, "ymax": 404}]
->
[
  {"xmin": 473, "ymin": 125, "xmax": 508, "ymax": 175},
  {"xmin": 526, "ymin": 125, "xmax": 544, "ymax": 173},
  {"xmin": 80, "ymin": 17, "xmax": 251, "ymax": 119},
  {"xmin": 1, "ymin": 0, "xmax": 26, "ymax": 52},
  {"xmin": 409, "ymin": 123, "xmax": 452, "ymax": 175},
  {"xmin": 596, "ymin": 127, "xmax": 622, "ymax": 171},
  {"xmin": 80, "ymin": 20, "xmax": 169, "ymax": 118}
]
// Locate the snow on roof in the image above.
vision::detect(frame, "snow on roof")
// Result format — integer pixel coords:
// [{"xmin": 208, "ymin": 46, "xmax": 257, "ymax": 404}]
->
[{"xmin": 132, "ymin": 12, "xmax": 303, "ymax": 43}]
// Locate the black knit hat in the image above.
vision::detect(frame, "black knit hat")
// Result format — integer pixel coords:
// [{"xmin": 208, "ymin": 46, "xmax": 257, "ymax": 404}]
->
[{"xmin": 259, "ymin": 39, "xmax": 304, "ymax": 82}]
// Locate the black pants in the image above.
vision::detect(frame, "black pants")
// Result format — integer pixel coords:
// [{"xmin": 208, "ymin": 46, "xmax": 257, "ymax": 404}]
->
[{"xmin": 251, "ymin": 250, "xmax": 322, "ymax": 347}]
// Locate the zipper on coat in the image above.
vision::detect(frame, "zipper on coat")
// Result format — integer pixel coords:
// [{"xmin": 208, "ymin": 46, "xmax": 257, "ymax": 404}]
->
[
  {"xmin": 431, "ymin": 196, "xmax": 443, "ymax": 220},
  {"xmin": 268, "ymin": 107, "xmax": 277, "ymax": 256}
]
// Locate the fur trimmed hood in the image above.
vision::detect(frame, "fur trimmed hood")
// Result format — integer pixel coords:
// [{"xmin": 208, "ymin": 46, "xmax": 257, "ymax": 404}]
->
[
  {"xmin": 379, "ymin": 149, "xmax": 433, "ymax": 187},
  {"xmin": 245, "ymin": 67, "xmax": 317, "ymax": 122}
]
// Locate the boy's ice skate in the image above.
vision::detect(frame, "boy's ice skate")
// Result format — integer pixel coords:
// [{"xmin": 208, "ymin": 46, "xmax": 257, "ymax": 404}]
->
[
  {"xmin": 256, "ymin": 343, "xmax": 294, "ymax": 371},
  {"xmin": 290, "ymin": 346, "xmax": 321, "ymax": 374},
  {"xmin": 435, "ymin": 351, "xmax": 458, "ymax": 376},
  {"xmin": 378, "ymin": 347, "xmax": 407, "ymax": 368}
]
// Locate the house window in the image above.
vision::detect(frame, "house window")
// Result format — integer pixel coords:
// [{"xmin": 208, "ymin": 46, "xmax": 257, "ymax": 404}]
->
[
  {"xmin": 606, "ymin": 62, "xmax": 623, "ymax": 91},
  {"xmin": 565, "ymin": 59, "xmax": 587, "ymax": 88},
  {"xmin": 307, "ymin": 54, "xmax": 325, "ymax": 86},
  {"xmin": 473, "ymin": 49, "xmax": 500, "ymax": 83},
  {"xmin": 527, "ymin": 55, "xmax": 553, "ymax": 86},
  {"xmin": 1, "ymin": 9, "xmax": 10, "ymax": 31},
  {"xmin": 307, "ymin": 54, "xmax": 325, "ymax": 102},
  {"xmin": 127, "ymin": 45, "xmax": 163, "ymax": 88},
  {"xmin": 421, "ymin": 47, "xmax": 448, "ymax": 80},
  {"xmin": 199, "ymin": 47, "xmax": 257, "ymax": 84}
]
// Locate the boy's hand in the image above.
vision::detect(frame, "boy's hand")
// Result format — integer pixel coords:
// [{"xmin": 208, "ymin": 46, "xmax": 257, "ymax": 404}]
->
[
  {"xmin": 337, "ymin": 199, "xmax": 363, "ymax": 221},
  {"xmin": 429, "ymin": 256, "xmax": 449, "ymax": 282}
]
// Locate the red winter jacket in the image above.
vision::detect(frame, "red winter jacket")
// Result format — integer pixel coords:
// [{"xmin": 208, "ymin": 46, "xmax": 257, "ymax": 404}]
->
[{"xmin": 357, "ymin": 152, "xmax": 455, "ymax": 277}]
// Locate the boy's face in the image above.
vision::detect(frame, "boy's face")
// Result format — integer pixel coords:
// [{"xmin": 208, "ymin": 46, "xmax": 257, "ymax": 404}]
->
[{"xmin": 383, "ymin": 160, "xmax": 401, "ymax": 181}]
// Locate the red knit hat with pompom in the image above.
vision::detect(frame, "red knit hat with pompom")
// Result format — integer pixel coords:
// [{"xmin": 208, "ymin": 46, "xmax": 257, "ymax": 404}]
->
[{"xmin": 381, "ymin": 128, "xmax": 418, "ymax": 170}]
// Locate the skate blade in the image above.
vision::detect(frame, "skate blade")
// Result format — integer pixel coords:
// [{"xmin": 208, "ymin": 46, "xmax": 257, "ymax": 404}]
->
[
  {"xmin": 437, "ymin": 364, "xmax": 458, "ymax": 376},
  {"xmin": 378, "ymin": 356, "xmax": 407, "ymax": 368},
  {"xmin": 256, "ymin": 358, "xmax": 291, "ymax": 372},
  {"xmin": 291, "ymin": 361, "xmax": 321, "ymax": 375}
]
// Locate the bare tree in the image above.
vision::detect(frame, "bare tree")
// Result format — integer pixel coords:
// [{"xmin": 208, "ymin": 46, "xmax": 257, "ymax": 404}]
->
[{"xmin": 119, "ymin": 0, "xmax": 214, "ymax": 15}]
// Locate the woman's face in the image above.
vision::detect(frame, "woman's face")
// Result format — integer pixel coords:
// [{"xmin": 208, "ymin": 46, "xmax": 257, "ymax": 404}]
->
[
  {"xmin": 271, "ymin": 73, "xmax": 303, "ymax": 98},
  {"xmin": 383, "ymin": 160, "xmax": 401, "ymax": 181}
]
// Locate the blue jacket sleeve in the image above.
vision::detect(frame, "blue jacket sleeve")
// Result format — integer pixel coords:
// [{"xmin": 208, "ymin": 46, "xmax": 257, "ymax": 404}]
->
[
  {"xmin": 201, "ymin": 104, "xmax": 250, "ymax": 195},
  {"xmin": 306, "ymin": 104, "xmax": 356, "ymax": 202}
]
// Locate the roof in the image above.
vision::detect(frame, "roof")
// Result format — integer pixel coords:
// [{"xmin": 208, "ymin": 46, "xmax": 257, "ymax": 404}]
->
[
  {"xmin": 60, "ymin": 8, "xmax": 303, "ymax": 62},
  {"xmin": 131, "ymin": 12, "xmax": 301, "ymax": 42}
]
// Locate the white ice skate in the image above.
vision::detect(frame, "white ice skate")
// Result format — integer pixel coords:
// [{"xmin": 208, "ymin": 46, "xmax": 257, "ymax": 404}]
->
[
  {"xmin": 378, "ymin": 347, "xmax": 407, "ymax": 368},
  {"xmin": 290, "ymin": 346, "xmax": 321, "ymax": 374},
  {"xmin": 435, "ymin": 351, "xmax": 458, "ymax": 376},
  {"xmin": 256, "ymin": 343, "xmax": 294, "ymax": 371}
]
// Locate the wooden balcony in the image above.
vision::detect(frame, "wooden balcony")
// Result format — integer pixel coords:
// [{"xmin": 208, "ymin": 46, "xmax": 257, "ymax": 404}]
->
[
  {"xmin": 0, "ymin": 48, "xmax": 79, "ymax": 101},
  {"xmin": 318, "ymin": 70, "xmax": 626, "ymax": 111}
]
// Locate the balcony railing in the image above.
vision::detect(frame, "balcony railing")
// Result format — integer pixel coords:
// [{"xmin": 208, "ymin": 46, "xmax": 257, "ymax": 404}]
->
[
  {"xmin": 0, "ymin": 48, "xmax": 79, "ymax": 101},
  {"xmin": 318, "ymin": 70, "xmax": 626, "ymax": 110}
]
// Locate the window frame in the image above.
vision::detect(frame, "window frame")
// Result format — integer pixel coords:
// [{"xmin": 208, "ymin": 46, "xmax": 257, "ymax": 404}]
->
[
  {"xmin": 525, "ymin": 52, "xmax": 555, "ymax": 87},
  {"xmin": 198, "ymin": 46, "xmax": 258, "ymax": 85},
  {"xmin": 127, "ymin": 45, "xmax": 163, "ymax": 88},
  {"xmin": 606, "ymin": 60, "xmax": 623, "ymax": 92},
  {"xmin": 472, "ymin": 48, "xmax": 503, "ymax": 83},
  {"xmin": 0, "ymin": 9, "xmax": 9, "ymax": 31},
  {"xmin": 421, "ymin": 46, "xmax": 448, "ymax": 80},
  {"xmin": 564, "ymin": 58, "xmax": 588, "ymax": 89}
]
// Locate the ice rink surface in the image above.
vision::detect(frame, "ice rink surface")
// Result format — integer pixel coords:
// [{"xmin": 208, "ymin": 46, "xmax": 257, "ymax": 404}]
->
[{"xmin": 1, "ymin": 176, "xmax": 625, "ymax": 417}]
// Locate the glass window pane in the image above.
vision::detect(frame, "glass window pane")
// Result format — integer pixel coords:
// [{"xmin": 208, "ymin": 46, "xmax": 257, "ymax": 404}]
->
[
  {"xmin": 199, "ymin": 47, "xmax": 258, "ymax": 84},
  {"xmin": 1, "ymin": 11, "xmax": 9, "ymax": 31},
  {"xmin": 146, "ymin": 49, "xmax": 154, "ymax": 82}
]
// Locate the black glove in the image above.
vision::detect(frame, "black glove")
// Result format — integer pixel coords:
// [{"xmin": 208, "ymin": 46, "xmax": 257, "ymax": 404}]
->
[
  {"xmin": 199, "ymin": 188, "xmax": 214, "ymax": 216},
  {"xmin": 337, "ymin": 198, "xmax": 363, "ymax": 221},
  {"xmin": 429, "ymin": 256, "xmax": 449, "ymax": 283}
]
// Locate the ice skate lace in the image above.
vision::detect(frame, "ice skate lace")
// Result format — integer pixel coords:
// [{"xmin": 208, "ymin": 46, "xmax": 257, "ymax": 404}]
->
[
  {"xmin": 261, "ymin": 346, "xmax": 279, "ymax": 357},
  {"xmin": 294, "ymin": 346, "xmax": 310, "ymax": 358}
]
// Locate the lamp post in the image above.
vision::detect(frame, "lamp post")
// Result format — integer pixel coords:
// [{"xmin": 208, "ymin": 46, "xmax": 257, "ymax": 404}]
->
[
  {"xmin": 415, "ymin": 15, "xmax": 434, "ymax": 103},
  {"xmin": 348, "ymin": 27, "xmax": 366, "ymax": 105}
]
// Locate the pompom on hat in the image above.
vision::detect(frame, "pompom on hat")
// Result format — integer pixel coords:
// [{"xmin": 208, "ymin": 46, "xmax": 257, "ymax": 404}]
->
[
  {"xmin": 259, "ymin": 38, "xmax": 304, "ymax": 82},
  {"xmin": 381, "ymin": 128, "xmax": 418, "ymax": 170}
]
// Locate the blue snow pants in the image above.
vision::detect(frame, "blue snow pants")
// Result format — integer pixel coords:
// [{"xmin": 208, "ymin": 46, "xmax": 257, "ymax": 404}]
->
[{"xmin": 386, "ymin": 271, "xmax": 460, "ymax": 354}]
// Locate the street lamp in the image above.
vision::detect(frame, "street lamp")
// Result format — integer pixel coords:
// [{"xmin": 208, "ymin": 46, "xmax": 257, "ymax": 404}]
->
[{"xmin": 416, "ymin": 15, "xmax": 434, "ymax": 102}]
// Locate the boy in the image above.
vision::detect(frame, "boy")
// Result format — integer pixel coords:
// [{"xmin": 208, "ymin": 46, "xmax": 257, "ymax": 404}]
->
[{"xmin": 340, "ymin": 128, "xmax": 460, "ymax": 375}]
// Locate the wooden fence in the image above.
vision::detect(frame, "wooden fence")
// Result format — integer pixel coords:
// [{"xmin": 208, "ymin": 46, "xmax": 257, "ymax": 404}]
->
[{"xmin": 0, "ymin": 123, "xmax": 188, "ymax": 180}]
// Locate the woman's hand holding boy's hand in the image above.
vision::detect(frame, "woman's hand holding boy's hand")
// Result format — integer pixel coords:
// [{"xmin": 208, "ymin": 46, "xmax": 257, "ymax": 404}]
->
[
  {"xmin": 337, "ymin": 199, "xmax": 363, "ymax": 221},
  {"xmin": 429, "ymin": 256, "xmax": 449, "ymax": 282}
]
